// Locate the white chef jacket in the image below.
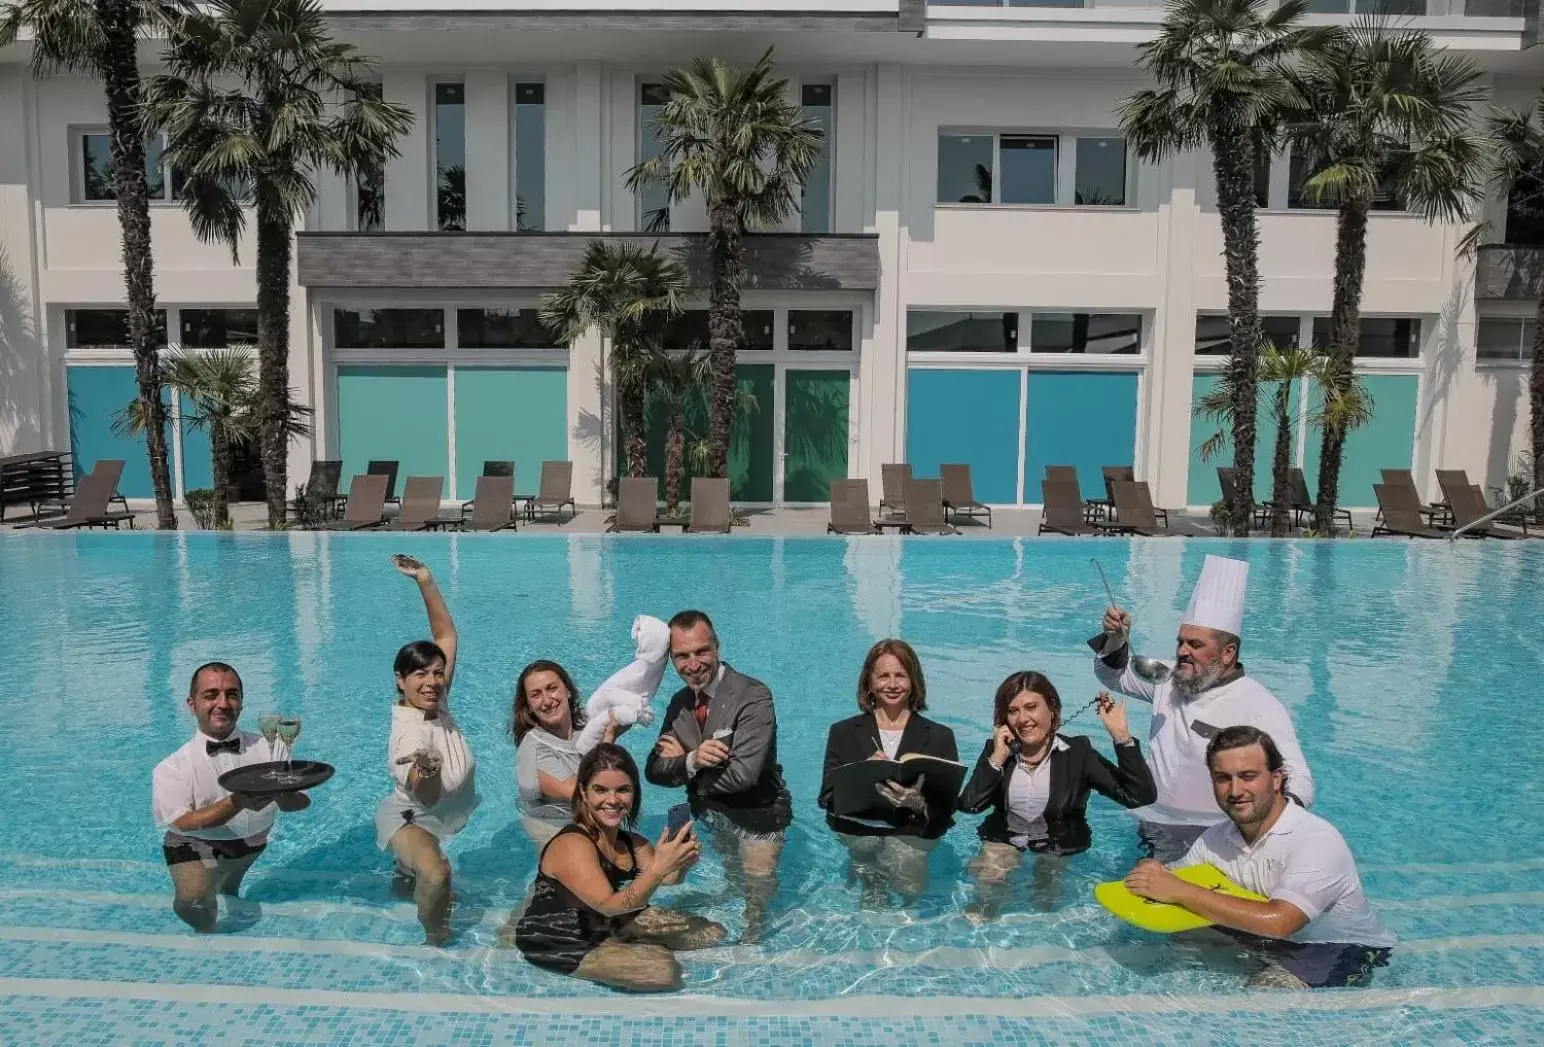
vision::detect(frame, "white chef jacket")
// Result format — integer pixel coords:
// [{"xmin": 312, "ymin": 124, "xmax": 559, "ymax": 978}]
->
[
  {"xmin": 1095, "ymin": 654, "xmax": 1315, "ymax": 825},
  {"xmin": 1178, "ymin": 801, "xmax": 1395, "ymax": 947},
  {"xmin": 151, "ymin": 729, "xmax": 278, "ymax": 843}
]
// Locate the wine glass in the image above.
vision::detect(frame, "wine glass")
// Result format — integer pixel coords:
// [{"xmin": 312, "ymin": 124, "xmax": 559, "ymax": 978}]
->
[
  {"xmin": 276, "ymin": 716, "xmax": 302, "ymax": 778},
  {"xmin": 258, "ymin": 713, "xmax": 282, "ymax": 781}
]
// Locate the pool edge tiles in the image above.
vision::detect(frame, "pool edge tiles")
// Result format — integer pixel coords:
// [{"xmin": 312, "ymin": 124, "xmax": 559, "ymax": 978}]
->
[{"xmin": 2, "ymin": 983, "xmax": 1544, "ymax": 1046}]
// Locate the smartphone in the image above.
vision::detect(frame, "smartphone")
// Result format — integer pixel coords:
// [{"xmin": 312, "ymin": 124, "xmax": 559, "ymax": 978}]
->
[{"xmin": 666, "ymin": 802, "xmax": 693, "ymax": 839}]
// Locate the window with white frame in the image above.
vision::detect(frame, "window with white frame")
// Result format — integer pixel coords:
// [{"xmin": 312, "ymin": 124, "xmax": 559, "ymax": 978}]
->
[
  {"xmin": 936, "ymin": 131, "xmax": 1129, "ymax": 207},
  {"xmin": 801, "ymin": 83, "xmax": 835, "ymax": 234},
  {"xmin": 65, "ymin": 308, "xmax": 168, "ymax": 349},
  {"xmin": 1195, "ymin": 314, "xmax": 1304, "ymax": 356},
  {"xmin": 638, "ymin": 83, "xmax": 671, "ymax": 232},
  {"xmin": 434, "ymin": 81, "xmax": 467, "ymax": 231},
  {"xmin": 789, "ymin": 310, "xmax": 854, "ymax": 351},
  {"xmin": 907, "ymin": 309, "xmax": 1140, "ymax": 353},
  {"xmin": 74, "ymin": 129, "xmax": 176, "ymax": 203},
  {"xmin": 352, "ymin": 84, "xmax": 385, "ymax": 232},
  {"xmin": 1476, "ymin": 316, "xmax": 1536, "ymax": 363},
  {"xmin": 457, "ymin": 308, "xmax": 550, "ymax": 348},
  {"xmin": 1287, "ymin": 150, "xmax": 1403, "ymax": 212},
  {"xmin": 513, "ymin": 82, "xmax": 545, "ymax": 231},
  {"xmin": 180, "ymin": 309, "xmax": 258, "ymax": 348},
  {"xmin": 334, "ymin": 309, "xmax": 444, "ymax": 349},
  {"xmin": 1310, "ymin": 316, "xmax": 1420, "ymax": 358}
]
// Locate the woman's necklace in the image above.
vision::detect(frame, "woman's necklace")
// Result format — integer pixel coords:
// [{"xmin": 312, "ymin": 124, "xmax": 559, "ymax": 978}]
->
[{"xmin": 1017, "ymin": 743, "xmax": 1052, "ymax": 775}]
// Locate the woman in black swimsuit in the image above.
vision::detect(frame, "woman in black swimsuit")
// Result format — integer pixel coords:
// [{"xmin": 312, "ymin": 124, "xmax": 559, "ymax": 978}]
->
[{"xmin": 512, "ymin": 743, "xmax": 725, "ymax": 991}]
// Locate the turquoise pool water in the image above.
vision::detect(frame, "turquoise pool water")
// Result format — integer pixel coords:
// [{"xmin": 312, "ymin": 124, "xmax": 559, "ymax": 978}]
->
[{"xmin": 1, "ymin": 532, "xmax": 1541, "ymax": 1045}]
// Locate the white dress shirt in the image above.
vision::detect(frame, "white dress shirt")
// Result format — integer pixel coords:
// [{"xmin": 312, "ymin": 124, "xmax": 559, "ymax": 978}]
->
[
  {"xmin": 1178, "ymin": 801, "xmax": 1395, "ymax": 947},
  {"xmin": 1095, "ymin": 656, "xmax": 1315, "ymax": 825},
  {"xmin": 1003, "ymin": 736, "xmax": 1068, "ymax": 847},
  {"xmin": 374, "ymin": 702, "xmax": 479, "ymax": 850},
  {"xmin": 151, "ymin": 729, "xmax": 278, "ymax": 843}
]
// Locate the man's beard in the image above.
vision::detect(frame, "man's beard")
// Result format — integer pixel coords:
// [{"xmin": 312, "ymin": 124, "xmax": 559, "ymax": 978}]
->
[{"xmin": 1172, "ymin": 660, "xmax": 1228, "ymax": 696}]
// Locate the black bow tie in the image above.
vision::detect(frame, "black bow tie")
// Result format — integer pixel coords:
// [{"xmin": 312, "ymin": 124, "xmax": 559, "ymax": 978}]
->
[{"xmin": 206, "ymin": 737, "xmax": 242, "ymax": 756}]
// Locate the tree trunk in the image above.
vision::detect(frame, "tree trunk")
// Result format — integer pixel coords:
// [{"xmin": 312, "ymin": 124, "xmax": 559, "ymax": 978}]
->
[
  {"xmin": 1210, "ymin": 117, "xmax": 1265, "ymax": 536},
  {"xmin": 706, "ymin": 203, "xmax": 746, "ymax": 479},
  {"xmin": 255, "ymin": 205, "xmax": 293, "ymax": 527},
  {"xmin": 612, "ymin": 336, "xmax": 649, "ymax": 479},
  {"xmin": 664, "ymin": 395, "xmax": 685, "ymax": 512},
  {"xmin": 1313, "ymin": 194, "xmax": 1370, "ymax": 535},
  {"xmin": 97, "ymin": 0, "xmax": 174, "ymax": 529},
  {"xmin": 210, "ymin": 418, "xmax": 232, "ymax": 530},
  {"xmin": 1531, "ymin": 287, "xmax": 1544, "ymax": 499},
  {"xmin": 1270, "ymin": 379, "xmax": 1294, "ymax": 537}
]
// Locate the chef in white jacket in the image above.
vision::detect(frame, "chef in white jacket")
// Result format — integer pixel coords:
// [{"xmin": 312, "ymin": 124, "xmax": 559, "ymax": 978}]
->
[{"xmin": 1094, "ymin": 554, "xmax": 1314, "ymax": 862}]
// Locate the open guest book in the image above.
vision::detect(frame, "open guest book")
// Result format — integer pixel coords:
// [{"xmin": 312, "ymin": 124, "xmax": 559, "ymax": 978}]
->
[{"xmin": 828, "ymin": 753, "xmax": 968, "ymax": 822}]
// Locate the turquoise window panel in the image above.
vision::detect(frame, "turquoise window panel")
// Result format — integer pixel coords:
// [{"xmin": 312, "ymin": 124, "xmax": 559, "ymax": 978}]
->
[
  {"xmin": 1186, "ymin": 373, "xmax": 1291, "ymax": 507},
  {"xmin": 178, "ymin": 392, "xmax": 212, "ymax": 494},
  {"xmin": 906, "ymin": 368, "xmax": 1021, "ymax": 504},
  {"xmin": 1023, "ymin": 371, "xmax": 1138, "ymax": 501},
  {"xmin": 66, "ymin": 365, "xmax": 154, "ymax": 498},
  {"xmin": 335, "ymin": 366, "xmax": 449, "ymax": 486},
  {"xmin": 1303, "ymin": 373, "xmax": 1418, "ymax": 510},
  {"xmin": 453, "ymin": 366, "xmax": 568, "ymax": 498}
]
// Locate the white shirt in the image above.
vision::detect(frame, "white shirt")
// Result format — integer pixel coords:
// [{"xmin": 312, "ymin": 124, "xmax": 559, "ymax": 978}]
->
[
  {"xmin": 1095, "ymin": 656, "xmax": 1315, "ymax": 825},
  {"xmin": 877, "ymin": 727, "xmax": 904, "ymax": 760},
  {"xmin": 1178, "ymin": 801, "xmax": 1395, "ymax": 947},
  {"xmin": 152, "ymin": 729, "xmax": 278, "ymax": 843},
  {"xmin": 387, "ymin": 703, "xmax": 476, "ymax": 805},
  {"xmin": 1003, "ymin": 736, "xmax": 1068, "ymax": 847}
]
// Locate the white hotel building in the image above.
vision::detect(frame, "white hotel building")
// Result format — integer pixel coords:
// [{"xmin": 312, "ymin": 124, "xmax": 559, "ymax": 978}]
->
[{"xmin": 1, "ymin": 0, "xmax": 1541, "ymax": 512}]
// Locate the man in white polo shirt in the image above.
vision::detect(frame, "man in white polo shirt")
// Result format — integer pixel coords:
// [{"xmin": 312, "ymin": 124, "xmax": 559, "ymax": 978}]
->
[
  {"xmin": 1095, "ymin": 554, "xmax": 1314, "ymax": 862},
  {"xmin": 152, "ymin": 662, "xmax": 311, "ymax": 932},
  {"xmin": 1124, "ymin": 725, "xmax": 1394, "ymax": 989}
]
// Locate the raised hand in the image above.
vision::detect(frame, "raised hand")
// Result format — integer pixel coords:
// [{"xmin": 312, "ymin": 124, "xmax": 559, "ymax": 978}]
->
[
  {"xmin": 990, "ymin": 723, "xmax": 1016, "ymax": 767},
  {"xmin": 390, "ymin": 553, "xmax": 430, "ymax": 582},
  {"xmin": 876, "ymin": 775, "xmax": 928, "ymax": 816},
  {"xmin": 1102, "ymin": 605, "xmax": 1131, "ymax": 642},
  {"xmin": 1094, "ymin": 690, "xmax": 1132, "ymax": 745}
]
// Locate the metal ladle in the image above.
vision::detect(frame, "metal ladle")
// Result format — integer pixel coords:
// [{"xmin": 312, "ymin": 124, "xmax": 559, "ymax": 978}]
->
[{"xmin": 1091, "ymin": 559, "xmax": 1173, "ymax": 685}]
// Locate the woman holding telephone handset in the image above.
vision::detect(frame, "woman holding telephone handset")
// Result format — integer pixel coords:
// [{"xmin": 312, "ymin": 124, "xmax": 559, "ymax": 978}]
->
[
  {"xmin": 374, "ymin": 554, "xmax": 479, "ymax": 946},
  {"xmin": 957, "ymin": 672, "xmax": 1157, "ymax": 922},
  {"xmin": 513, "ymin": 744, "xmax": 725, "ymax": 991}
]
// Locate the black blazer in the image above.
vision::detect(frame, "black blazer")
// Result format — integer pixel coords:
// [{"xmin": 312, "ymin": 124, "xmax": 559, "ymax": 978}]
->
[
  {"xmin": 818, "ymin": 711, "xmax": 959, "ymax": 840},
  {"xmin": 956, "ymin": 734, "xmax": 1156, "ymax": 855}
]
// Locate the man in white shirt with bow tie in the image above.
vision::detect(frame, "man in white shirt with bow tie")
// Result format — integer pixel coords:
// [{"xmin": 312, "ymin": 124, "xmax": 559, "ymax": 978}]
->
[{"xmin": 151, "ymin": 662, "xmax": 310, "ymax": 932}]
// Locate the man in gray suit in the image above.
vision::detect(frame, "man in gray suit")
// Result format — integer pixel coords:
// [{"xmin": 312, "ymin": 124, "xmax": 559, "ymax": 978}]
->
[{"xmin": 645, "ymin": 609, "xmax": 792, "ymax": 939}]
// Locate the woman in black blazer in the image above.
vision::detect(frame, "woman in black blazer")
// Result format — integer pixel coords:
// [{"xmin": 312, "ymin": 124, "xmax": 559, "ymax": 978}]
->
[
  {"xmin": 957, "ymin": 670, "xmax": 1155, "ymax": 922},
  {"xmin": 818, "ymin": 639, "xmax": 959, "ymax": 904}
]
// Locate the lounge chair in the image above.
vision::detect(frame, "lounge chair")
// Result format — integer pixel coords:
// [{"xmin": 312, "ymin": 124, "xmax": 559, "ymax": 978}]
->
[
  {"xmin": 291, "ymin": 460, "xmax": 342, "ymax": 519},
  {"xmin": 828, "ymin": 478, "xmax": 879, "ymax": 535},
  {"xmin": 1446, "ymin": 482, "xmax": 1532, "ymax": 539},
  {"xmin": 459, "ymin": 474, "xmax": 518, "ymax": 532},
  {"xmin": 902, "ymin": 478, "xmax": 958, "ymax": 535},
  {"xmin": 1431, "ymin": 469, "xmax": 1521, "ymax": 530},
  {"xmin": 940, "ymin": 463, "xmax": 992, "ymax": 528},
  {"xmin": 1100, "ymin": 481, "xmax": 1167, "ymax": 537},
  {"xmin": 1268, "ymin": 468, "xmax": 1352, "ymax": 532},
  {"xmin": 87, "ymin": 459, "xmax": 132, "ymax": 516},
  {"xmin": 1217, "ymin": 467, "xmax": 1265, "ymax": 529},
  {"xmin": 321, "ymin": 473, "xmax": 388, "ymax": 531},
  {"xmin": 33, "ymin": 470, "xmax": 136, "ymax": 530},
  {"xmin": 609, "ymin": 477, "xmax": 660, "ymax": 533},
  {"xmin": 879, "ymin": 463, "xmax": 911, "ymax": 519},
  {"xmin": 1101, "ymin": 465, "xmax": 1167, "ymax": 528},
  {"xmin": 528, "ymin": 460, "xmax": 577, "ymax": 523},
  {"xmin": 1370, "ymin": 484, "xmax": 1453, "ymax": 539},
  {"xmin": 1038, "ymin": 480, "xmax": 1099, "ymax": 536},
  {"xmin": 687, "ymin": 477, "xmax": 732, "ymax": 534},
  {"xmin": 367, "ymin": 460, "xmax": 401, "ymax": 506},
  {"xmin": 383, "ymin": 476, "xmax": 449, "ymax": 531},
  {"xmin": 1380, "ymin": 469, "xmax": 1449, "ymax": 527}
]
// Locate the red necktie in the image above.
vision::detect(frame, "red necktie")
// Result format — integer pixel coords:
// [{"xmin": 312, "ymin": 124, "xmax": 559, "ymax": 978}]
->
[{"xmin": 693, "ymin": 691, "xmax": 710, "ymax": 730}]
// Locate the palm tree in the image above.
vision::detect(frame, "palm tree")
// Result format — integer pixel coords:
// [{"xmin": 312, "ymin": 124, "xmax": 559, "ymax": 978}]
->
[
  {"xmin": 1479, "ymin": 94, "xmax": 1544, "ymax": 496},
  {"xmin": 1, "ymin": 0, "xmax": 178, "ymax": 528},
  {"xmin": 643, "ymin": 346, "xmax": 714, "ymax": 511},
  {"xmin": 1284, "ymin": 17, "xmax": 1486, "ymax": 533},
  {"xmin": 141, "ymin": 0, "xmax": 412, "ymax": 527},
  {"xmin": 626, "ymin": 48, "xmax": 822, "ymax": 479},
  {"xmin": 539, "ymin": 240, "xmax": 687, "ymax": 481},
  {"xmin": 1196, "ymin": 341, "xmax": 1374, "ymax": 535},
  {"xmin": 1119, "ymin": 0, "xmax": 1325, "ymax": 535}
]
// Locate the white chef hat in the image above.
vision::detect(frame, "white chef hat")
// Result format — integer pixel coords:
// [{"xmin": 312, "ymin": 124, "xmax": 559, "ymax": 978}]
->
[{"xmin": 1182, "ymin": 555, "xmax": 1249, "ymax": 636}]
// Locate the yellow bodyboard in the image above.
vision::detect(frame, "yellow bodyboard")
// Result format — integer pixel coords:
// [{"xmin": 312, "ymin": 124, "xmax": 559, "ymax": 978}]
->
[{"xmin": 1094, "ymin": 864, "xmax": 1268, "ymax": 933}]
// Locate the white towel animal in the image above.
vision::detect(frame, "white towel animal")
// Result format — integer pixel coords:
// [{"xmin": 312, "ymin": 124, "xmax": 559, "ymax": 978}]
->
[{"xmin": 575, "ymin": 615, "xmax": 671, "ymax": 754}]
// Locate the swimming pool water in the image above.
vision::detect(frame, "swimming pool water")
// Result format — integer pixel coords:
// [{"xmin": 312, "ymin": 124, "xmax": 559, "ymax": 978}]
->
[{"xmin": 1, "ymin": 532, "xmax": 1541, "ymax": 1045}]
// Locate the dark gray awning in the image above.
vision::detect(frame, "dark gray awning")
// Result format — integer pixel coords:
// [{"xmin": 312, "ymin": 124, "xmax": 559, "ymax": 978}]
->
[{"xmin": 296, "ymin": 231, "xmax": 881, "ymax": 292}]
